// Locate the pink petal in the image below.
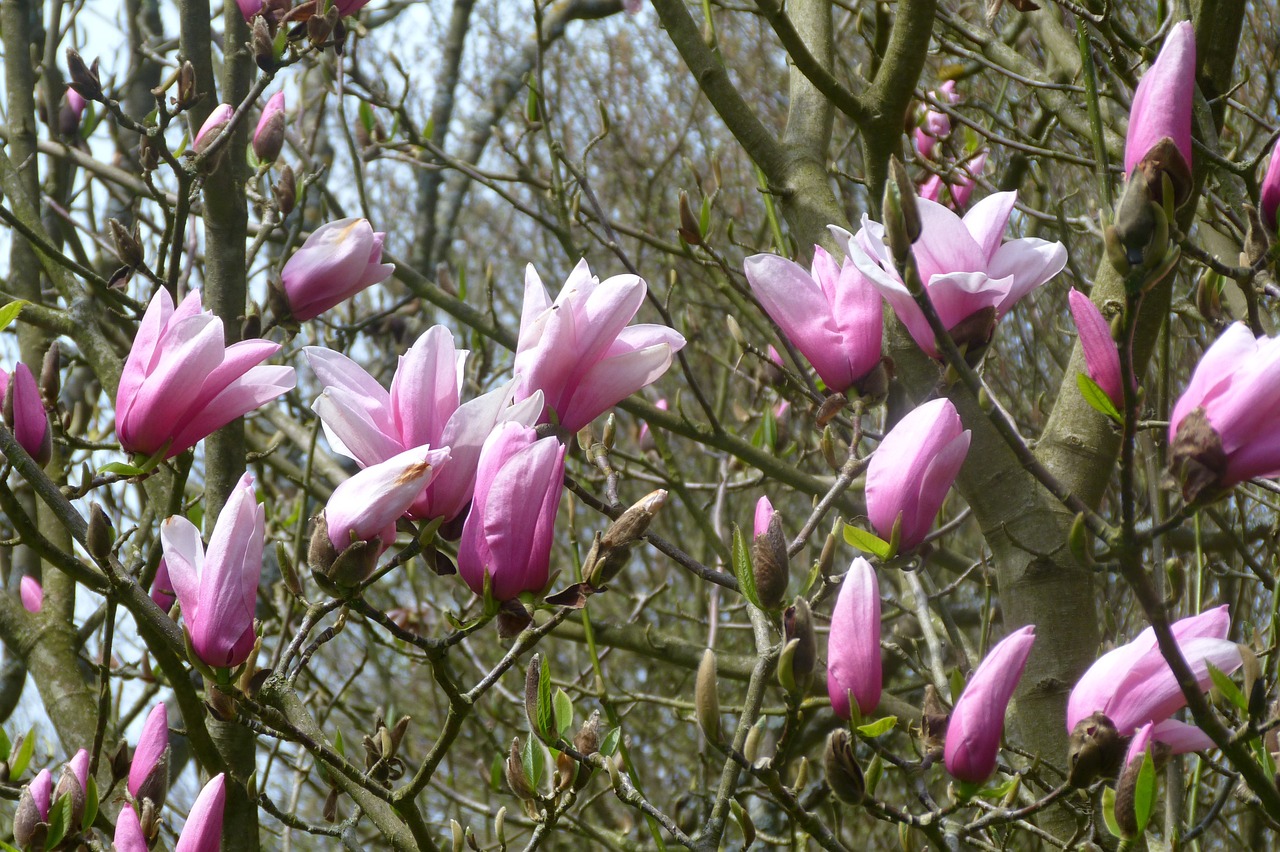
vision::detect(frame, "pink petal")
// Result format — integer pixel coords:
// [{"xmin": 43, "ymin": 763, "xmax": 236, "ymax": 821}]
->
[
  {"xmin": 176, "ymin": 774, "xmax": 226, "ymax": 852},
  {"xmin": 944, "ymin": 626, "xmax": 1035, "ymax": 783},
  {"xmin": 1068, "ymin": 288, "xmax": 1123, "ymax": 405},
  {"xmin": 826, "ymin": 558, "xmax": 882, "ymax": 718},
  {"xmin": 129, "ymin": 702, "xmax": 169, "ymax": 798},
  {"xmin": 1123, "ymin": 21, "xmax": 1196, "ymax": 177}
]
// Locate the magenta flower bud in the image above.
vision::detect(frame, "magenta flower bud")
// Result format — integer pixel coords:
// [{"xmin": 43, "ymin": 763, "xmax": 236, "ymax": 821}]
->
[
  {"xmin": 116, "ymin": 289, "xmax": 294, "ymax": 459},
  {"xmin": 151, "ymin": 557, "xmax": 177, "ymax": 611},
  {"xmin": 513, "ymin": 260, "xmax": 685, "ymax": 433},
  {"xmin": 2, "ymin": 363, "xmax": 52, "ymax": 465},
  {"xmin": 949, "ymin": 150, "xmax": 987, "ymax": 210},
  {"xmin": 1068, "ymin": 288, "xmax": 1124, "ymax": 406},
  {"xmin": 306, "ymin": 327, "xmax": 543, "ymax": 524},
  {"xmin": 1124, "ymin": 721, "xmax": 1154, "ymax": 769},
  {"xmin": 66, "ymin": 87, "xmax": 87, "ymax": 118},
  {"xmin": 334, "ymin": 0, "xmax": 373, "ymax": 14},
  {"xmin": 160, "ymin": 474, "xmax": 264, "ymax": 668},
  {"xmin": 834, "ymin": 192, "xmax": 1067, "ymax": 358},
  {"xmin": 280, "ymin": 218, "xmax": 395, "ymax": 321},
  {"xmin": 638, "ymin": 398, "xmax": 667, "ymax": 449},
  {"xmin": 115, "ymin": 804, "xmax": 148, "ymax": 852},
  {"xmin": 826, "ymin": 557, "xmax": 882, "ymax": 718},
  {"xmin": 253, "ymin": 91, "xmax": 286, "ymax": 163},
  {"xmin": 1262, "ymin": 145, "xmax": 1280, "ymax": 232},
  {"xmin": 458, "ymin": 422, "xmax": 566, "ymax": 601},
  {"xmin": 236, "ymin": 0, "xmax": 265, "ymax": 21},
  {"xmin": 193, "ymin": 104, "xmax": 234, "ymax": 154},
  {"xmin": 14, "ymin": 768, "xmax": 53, "ymax": 846},
  {"xmin": 20, "ymin": 575, "xmax": 42, "ymax": 613},
  {"xmin": 323, "ymin": 444, "xmax": 451, "ymax": 554},
  {"xmin": 919, "ymin": 173, "xmax": 944, "ymax": 203},
  {"xmin": 944, "ymin": 625, "xmax": 1036, "ymax": 783},
  {"xmin": 865, "ymin": 398, "xmax": 970, "ymax": 553},
  {"xmin": 914, "ymin": 81, "xmax": 957, "ymax": 160},
  {"xmin": 175, "ymin": 774, "xmax": 226, "ymax": 852},
  {"xmin": 1168, "ymin": 324, "xmax": 1280, "ymax": 501},
  {"xmin": 1067, "ymin": 605, "xmax": 1240, "ymax": 746},
  {"xmin": 1123, "ymin": 21, "xmax": 1195, "ymax": 192},
  {"xmin": 53, "ymin": 748, "xmax": 90, "ymax": 827},
  {"xmin": 744, "ymin": 245, "xmax": 883, "ymax": 395},
  {"xmin": 753, "ymin": 496, "xmax": 774, "ymax": 539},
  {"xmin": 128, "ymin": 702, "xmax": 170, "ymax": 805}
]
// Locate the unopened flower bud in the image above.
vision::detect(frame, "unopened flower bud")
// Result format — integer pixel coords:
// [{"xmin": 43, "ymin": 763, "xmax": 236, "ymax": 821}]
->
[
  {"xmin": 695, "ymin": 648, "xmax": 721, "ymax": 743},
  {"xmin": 919, "ymin": 684, "xmax": 949, "ymax": 760},
  {"xmin": 40, "ymin": 342, "xmax": 60, "ymax": 409},
  {"xmin": 524, "ymin": 655, "xmax": 548, "ymax": 741},
  {"xmin": 751, "ymin": 504, "xmax": 788, "ymax": 610},
  {"xmin": 252, "ymin": 16, "xmax": 276, "ymax": 72},
  {"xmin": 176, "ymin": 61, "xmax": 198, "ymax": 110},
  {"xmin": 782, "ymin": 598, "xmax": 815, "ymax": 683},
  {"xmin": 743, "ymin": 718, "xmax": 766, "ymax": 764},
  {"xmin": 109, "ymin": 218, "xmax": 144, "ymax": 269},
  {"xmin": 889, "ymin": 157, "xmax": 922, "ymax": 243},
  {"xmin": 253, "ymin": 92, "xmax": 286, "ymax": 163},
  {"xmin": 13, "ymin": 769, "xmax": 52, "ymax": 847},
  {"xmin": 65, "ymin": 49, "xmax": 103, "ymax": 101},
  {"xmin": 824, "ymin": 730, "xmax": 865, "ymax": 805},
  {"xmin": 506, "ymin": 738, "xmax": 536, "ymax": 801},
  {"xmin": 274, "ymin": 165, "xmax": 297, "ymax": 216},
  {"xmin": 678, "ymin": 191, "xmax": 703, "ymax": 246},
  {"xmin": 307, "ymin": 515, "xmax": 338, "ymax": 576},
  {"xmin": 574, "ymin": 710, "xmax": 601, "ymax": 756},
  {"xmin": 53, "ymin": 750, "xmax": 89, "ymax": 829},
  {"xmin": 87, "ymin": 503, "xmax": 114, "ymax": 562}
]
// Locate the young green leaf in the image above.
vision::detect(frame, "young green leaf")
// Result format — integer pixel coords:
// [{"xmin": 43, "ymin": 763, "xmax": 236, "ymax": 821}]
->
[
  {"xmin": 731, "ymin": 524, "xmax": 761, "ymax": 608},
  {"xmin": 855, "ymin": 716, "xmax": 897, "ymax": 739},
  {"xmin": 843, "ymin": 524, "xmax": 892, "ymax": 560},
  {"xmin": 1133, "ymin": 749, "xmax": 1156, "ymax": 835},
  {"xmin": 1207, "ymin": 662, "xmax": 1248, "ymax": 712},
  {"xmin": 1077, "ymin": 373, "xmax": 1122, "ymax": 423}
]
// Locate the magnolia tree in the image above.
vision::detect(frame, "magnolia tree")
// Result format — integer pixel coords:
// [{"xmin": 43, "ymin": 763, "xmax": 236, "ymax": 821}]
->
[{"xmin": 2, "ymin": 0, "xmax": 1280, "ymax": 848}]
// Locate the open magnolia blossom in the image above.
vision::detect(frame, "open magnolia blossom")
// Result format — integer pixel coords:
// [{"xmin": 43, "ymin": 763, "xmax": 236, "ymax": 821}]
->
[
  {"xmin": 306, "ymin": 326, "xmax": 543, "ymax": 524},
  {"xmin": 513, "ymin": 259, "xmax": 686, "ymax": 433},
  {"xmin": 1168, "ymin": 324, "xmax": 1280, "ymax": 502},
  {"xmin": 832, "ymin": 192, "xmax": 1067, "ymax": 357},
  {"xmin": 743, "ymin": 245, "xmax": 883, "ymax": 395},
  {"xmin": 1067, "ymin": 606, "xmax": 1242, "ymax": 752}
]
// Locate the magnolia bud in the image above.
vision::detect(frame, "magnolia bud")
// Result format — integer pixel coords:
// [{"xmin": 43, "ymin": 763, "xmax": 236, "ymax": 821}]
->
[
  {"xmin": 888, "ymin": 157, "xmax": 921, "ymax": 242},
  {"xmin": 678, "ymin": 191, "xmax": 703, "ymax": 246},
  {"xmin": 782, "ymin": 598, "xmax": 815, "ymax": 684},
  {"xmin": 87, "ymin": 503, "xmax": 114, "ymax": 562},
  {"xmin": 919, "ymin": 684, "xmax": 949, "ymax": 760},
  {"xmin": 574, "ymin": 710, "xmax": 601, "ymax": 756},
  {"xmin": 13, "ymin": 783, "xmax": 49, "ymax": 847},
  {"xmin": 176, "ymin": 61, "xmax": 198, "ymax": 110},
  {"xmin": 109, "ymin": 219, "xmax": 145, "ymax": 268},
  {"xmin": 824, "ymin": 730, "xmax": 865, "ymax": 805},
  {"xmin": 66, "ymin": 49, "xmax": 103, "ymax": 101},
  {"xmin": 751, "ymin": 511, "xmax": 789, "ymax": 610},
  {"xmin": 524, "ymin": 655, "xmax": 547, "ymax": 741},
  {"xmin": 274, "ymin": 165, "xmax": 297, "ymax": 216},
  {"xmin": 695, "ymin": 648, "xmax": 721, "ymax": 743},
  {"xmin": 40, "ymin": 342, "xmax": 60, "ymax": 409},
  {"xmin": 506, "ymin": 738, "xmax": 536, "ymax": 801},
  {"xmin": 252, "ymin": 16, "xmax": 276, "ymax": 72}
]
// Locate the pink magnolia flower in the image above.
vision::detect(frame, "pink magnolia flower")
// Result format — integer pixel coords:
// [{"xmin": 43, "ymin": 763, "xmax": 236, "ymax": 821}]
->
[
  {"xmin": 458, "ymin": 423, "xmax": 566, "ymax": 601},
  {"xmin": 253, "ymin": 91, "xmax": 286, "ymax": 163},
  {"xmin": 1067, "ymin": 606, "xmax": 1241, "ymax": 751},
  {"xmin": 865, "ymin": 398, "xmax": 970, "ymax": 553},
  {"xmin": 743, "ymin": 246, "xmax": 883, "ymax": 394},
  {"xmin": 322, "ymin": 444, "xmax": 451, "ymax": 556},
  {"xmin": 151, "ymin": 558, "xmax": 177, "ymax": 611},
  {"xmin": 334, "ymin": 0, "xmax": 373, "ymax": 14},
  {"xmin": 14, "ymin": 768, "xmax": 53, "ymax": 846},
  {"xmin": 1262, "ymin": 145, "xmax": 1280, "ymax": 232},
  {"xmin": 2, "ymin": 363, "xmax": 52, "ymax": 465},
  {"xmin": 281, "ymin": 218, "xmax": 395, "ymax": 321},
  {"xmin": 60, "ymin": 87, "xmax": 88, "ymax": 136},
  {"xmin": 20, "ymin": 575, "xmax": 42, "ymax": 613},
  {"xmin": 1068, "ymin": 288, "xmax": 1124, "ymax": 407},
  {"xmin": 129, "ymin": 702, "xmax": 169, "ymax": 805},
  {"xmin": 915, "ymin": 81, "xmax": 957, "ymax": 160},
  {"xmin": 66, "ymin": 88, "xmax": 87, "ymax": 118},
  {"xmin": 115, "ymin": 804, "xmax": 149, "ymax": 852},
  {"xmin": 306, "ymin": 327, "xmax": 543, "ymax": 523},
  {"xmin": 834, "ymin": 192, "xmax": 1067, "ymax": 357},
  {"xmin": 1124, "ymin": 21, "xmax": 1195, "ymax": 186},
  {"xmin": 52, "ymin": 748, "xmax": 91, "ymax": 826},
  {"xmin": 826, "ymin": 557, "xmax": 882, "ymax": 719},
  {"xmin": 176, "ymin": 774, "xmax": 226, "ymax": 852},
  {"xmin": 513, "ymin": 260, "xmax": 686, "ymax": 433},
  {"xmin": 944, "ymin": 625, "xmax": 1036, "ymax": 783},
  {"xmin": 754, "ymin": 496, "xmax": 774, "ymax": 539},
  {"xmin": 1168, "ymin": 324, "xmax": 1280, "ymax": 500},
  {"xmin": 919, "ymin": 174, "xmax": 944, "ymax": 203},
  {"xmin": 116, "ymin": 288, "xmax": 294, "ymax": 459},
  {"xmin": 193, "ymin": 104, "xmax": 233, "ymax": 154},
  {"xmin": 160, "ymin": 473, "xmax": 264, "ymax": 669}
]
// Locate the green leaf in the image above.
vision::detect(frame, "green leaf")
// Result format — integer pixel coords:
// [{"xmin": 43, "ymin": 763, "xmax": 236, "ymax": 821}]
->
[
  {"xmin": 976, "ymin": 777, "xmax": 1019, "ymax": 800},
  {"xmin": 842, "ymin": 524, "xmax": 892, "ymax": 559},
  {"xmin": 731, "ymin": 524, "xmax": 761, "ymax": 608},
  {"xmin": 0, "ymin": 300, "xmax": 27, "ymax": 331},
  {"xmin": 1207, "ymin": 662, "xmax": 1248, "ymax": 712},
  {"xmin": 948, "ymin": 669, "xmax": 965, "ymax": 705},
  {"xmin": 1101, "ymin": 786, "xmax": 1123, "ymax": 838},
  {"xmin": 99, "ymin": 461, "xmax": 146, "ymax": 477},
  {"xmin": 358, "ymin": 101, "xmax": 375, "ymax": 134},
  {"xmin": 0, "ymin": 839, "xmax": 23, "ymax": 852},
  {"xmin": 760, "ymin": 406, "xmax": 777, "ymax": 450},
  {"xmin": 1134, "ymin": 749, "xmax": 1156, "ymax": 835},
  {"xmin": 855, "ymin": 716, "xmax": 897, "ymax": 739},
  {"xmin": 11, "ymin": 728, "xmax": 34, "ymax": 778},
  {"xmin": 82, "ymin": 773, "xmax": 99, "ymax": 831},
  {"xmin": 952, "ymin": 779, "xmax": 981, "ymax": 802},
  {"xmin": 536, "ymin": 658, "xmax": 554, "ymax": 741},
  {"xmin": 0, "ymin": 726, "xmax": 10, "ymax": 762},
  {"xmin": 334, "ymin": 727, "xmax": 345, "ymax": 757},
  {"xmin": 489, "ymin": 753, "xmax": 504, "ymax": 793},
  {"xmin": 698, "ymin": 196, "xmax": 711, "ymax": 240},
  {"xmin": 43, "ymin": 792, "xmax": 72, "ymax": 851},
  {"xmin": 864, "ymin": 753, "xmax": 883, "ymax": 796},
  {"xmin": 600, "ymin": 727, "xmax": 621, "ymax": 757},
  {"xmin": 1077, "ymin": 373, "xmax": 1122, "ymax": 423},
  {"xmin": 554, "ymin": 688, "xmax": 574, "ymax": 739},
  {"xmin": 522, "ymin": 732, "xmax": 545, "ymax": 790}
]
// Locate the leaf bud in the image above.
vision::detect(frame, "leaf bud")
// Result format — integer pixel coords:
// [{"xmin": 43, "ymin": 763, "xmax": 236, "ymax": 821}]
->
[
  {"xmin": 505, "ymin": 738, "xmax": 536, "ymax": 801},
  {"xmin": 87, "ymin": 503, "xmax": 114, "ymax": 563},
  {"xmin": 751, "ymin": 510, "xmax": 789, "ymax": 610},
  {"xmin": 695, "ymin": 648, "xmax": 721, "ymax": 743},
  {"xmin": 823, "ymin": 729, "xmax": 865, "ymax": 805},
  {"xmin": 65, "ymin": 49, "xmax": 103, "ymax": 101}
]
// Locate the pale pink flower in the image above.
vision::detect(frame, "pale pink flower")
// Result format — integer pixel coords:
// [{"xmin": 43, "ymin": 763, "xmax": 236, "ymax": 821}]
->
[
  {"xmin": 176, "ymin": 774, "xmax": 226, "ymax": 852},
  {"xmin": 1124, "ymin": 22, "xmax": 1195, "ymax": 183},
  {"xmin": 281, "ymin": 218, "xmax": 395, "ymax": 321},
  {"xmin": 19, "ymin": 575, "xmax": 42, "ymax": 613},
  {"xmin": 944, "ymin": 626, "xmax": 1036, "ymax": 783},
  {"xmin": 826, "ymin": 557, "xmax": 882, "ymax": 719},
  {"xmin": 322, "ymin": 444, "xmax": 451, "ymax": 556},
  {"xmin": 1068, "ymin": 288, "xmax": 1124, "ymax": 406}
]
